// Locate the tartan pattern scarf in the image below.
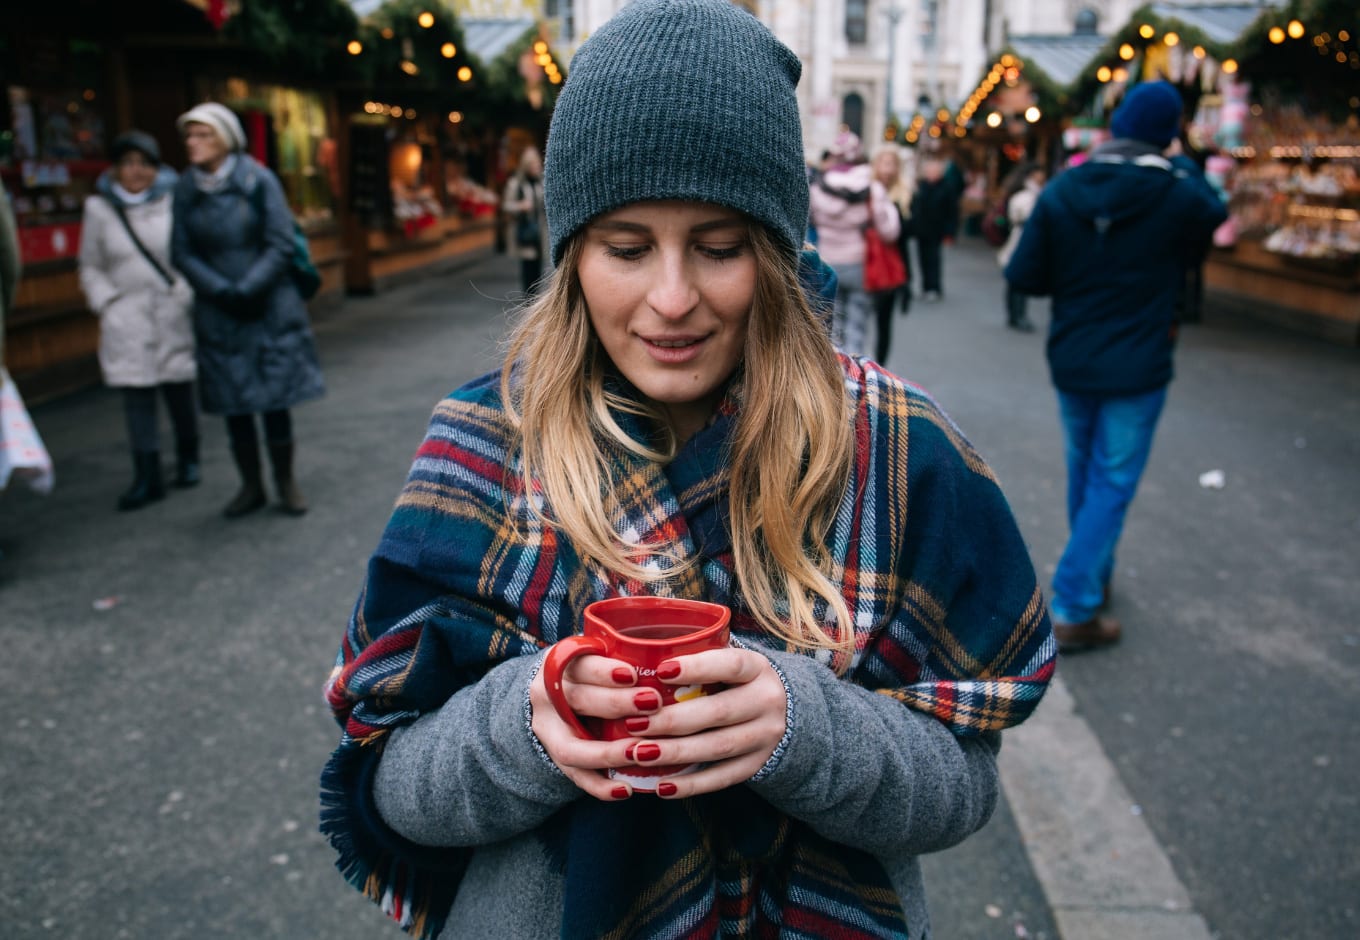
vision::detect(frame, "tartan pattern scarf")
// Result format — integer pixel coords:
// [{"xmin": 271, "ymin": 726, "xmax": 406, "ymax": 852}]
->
[{"xmin": 321, "ymin": 356, "xmax": 1055, "ymax": 939}]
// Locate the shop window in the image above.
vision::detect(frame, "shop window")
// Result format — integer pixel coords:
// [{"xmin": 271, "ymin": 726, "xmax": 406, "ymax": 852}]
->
[
  {"xmin": 201, "ymin": 78, "xmax": 337, "ymax": 224},
  {"xmin": 842, "ymin": 93, "xmax": 865, "ymax": 139},
  {"xmin": 2, "ymin": 38, "xmax": 112, "ymax": 266},
  {"xmin": 546, "ymin": 0, "xmax": 574, "ymax": 39},
  {"xmin": 845, "ymin": 0, "xmax": 868, "ymax": 45}
]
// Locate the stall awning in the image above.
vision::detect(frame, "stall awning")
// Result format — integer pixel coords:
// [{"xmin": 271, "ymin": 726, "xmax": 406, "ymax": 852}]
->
[
  {"xmin": 1006, "ymin": 33, "xmax": 1110, "ymax": 88},
  {"xmin": 1146, "ymin": 2, "xmax": 1284, "ymax": 47},
  {"xmin": 462, "ymin": 17, "xmax": 538, "ymax": 65}
]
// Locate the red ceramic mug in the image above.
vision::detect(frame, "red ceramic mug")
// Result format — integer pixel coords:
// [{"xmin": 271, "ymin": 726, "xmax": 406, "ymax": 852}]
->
[{"xmin": 542, "ymin": 596, "xmax": 731, "ymax": 792}]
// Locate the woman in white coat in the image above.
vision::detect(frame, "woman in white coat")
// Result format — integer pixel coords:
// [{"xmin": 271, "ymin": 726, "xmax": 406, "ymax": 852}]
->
[
  {"xmin": 79, "ymin": 131, "xmax": 198, "ymax": 510},
  {"xmin": 996, "ymin": 162, "xmax": 1045, "ymax": 333}
]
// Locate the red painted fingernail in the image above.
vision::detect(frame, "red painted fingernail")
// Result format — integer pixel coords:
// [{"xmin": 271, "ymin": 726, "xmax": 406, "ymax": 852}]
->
[
  {"xmin": 624, "ymin": 743, "xmax": 636, "ymax": 761},
  {"xmin": 634, "ymin": 743, "xmax": 662, "ymax": 762},
  {"xmin": 611, "ymin": 786, "xmax": 630, "ymax": 800},
  {"xmin": 633, "ymin": 690, "xmax": 660, "ymax": 710},
  {"xmin": 612, "ymin": 667, "xmax": 635, "ymax": 685},
  {"xmin": 656, "ymin": 782, "xmax": 678, "ymax": 797},
  {"xmin": 624, "ymin": 716, "xmax": 650, "ymax": 733},
  {"xmin": 656, "ymin": 660, "xmax": 681, "ymax": 680}
]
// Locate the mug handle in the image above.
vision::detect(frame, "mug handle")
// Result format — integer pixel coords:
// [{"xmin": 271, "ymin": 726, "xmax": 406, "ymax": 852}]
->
[{"xmin": 541, "ymin": 635, "xmax": 609, "ymax": 739}]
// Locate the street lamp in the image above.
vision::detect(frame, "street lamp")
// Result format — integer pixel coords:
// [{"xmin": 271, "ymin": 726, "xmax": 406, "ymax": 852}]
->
[{"xmin": 884, "ymin": 3, "xmax": 905, "ymax": 124}]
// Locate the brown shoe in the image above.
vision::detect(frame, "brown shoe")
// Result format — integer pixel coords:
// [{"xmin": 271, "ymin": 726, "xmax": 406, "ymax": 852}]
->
[{"xmin": 1053, "ymin": 615, "xmax": 1122, "ymax": 652}]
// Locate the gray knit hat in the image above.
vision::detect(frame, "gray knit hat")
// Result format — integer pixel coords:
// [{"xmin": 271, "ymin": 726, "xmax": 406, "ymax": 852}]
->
[
  {"xmin": 544, "ymin": 0, "xmax": 808, "ymax": 264},
  {"xmin": 176, "ymin": 102, "xmax": 247, "ymax": 153}
]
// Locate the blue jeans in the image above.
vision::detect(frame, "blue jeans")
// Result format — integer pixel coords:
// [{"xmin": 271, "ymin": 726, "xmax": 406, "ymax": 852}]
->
[{"xmin": 1050, "ymin": 387, "xmax": 1168, "ymax": 624}]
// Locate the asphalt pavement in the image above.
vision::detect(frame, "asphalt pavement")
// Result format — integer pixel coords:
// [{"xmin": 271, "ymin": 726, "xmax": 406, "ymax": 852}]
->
[{"xmin": 1, "ymin": 237, "xmax": 1356, "ymax": 939}]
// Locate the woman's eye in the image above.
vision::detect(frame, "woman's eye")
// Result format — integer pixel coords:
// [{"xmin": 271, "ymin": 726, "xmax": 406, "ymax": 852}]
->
[
  {"xmin": 604, "ymin": 244, "xmax": 648, "ymax": 261},
  {"xmin": 698, "ymin": 244, "xmax": 744, "ymax": 261}
]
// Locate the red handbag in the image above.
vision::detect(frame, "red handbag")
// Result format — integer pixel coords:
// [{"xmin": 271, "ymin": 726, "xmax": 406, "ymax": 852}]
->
[{"xmin": 863, "ymin": 222, "xmax": 907, "ymax": 293}]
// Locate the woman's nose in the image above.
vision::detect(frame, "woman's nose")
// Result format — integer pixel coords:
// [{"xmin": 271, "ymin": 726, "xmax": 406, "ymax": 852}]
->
[{"xmin": 646, "ymin": 256, "xmax": 699, "ymax": 319}]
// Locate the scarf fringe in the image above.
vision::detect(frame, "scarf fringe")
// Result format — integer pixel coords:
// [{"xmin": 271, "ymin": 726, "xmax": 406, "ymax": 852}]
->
[{"xmin": 319, "ymin": 742, "xmax": 452, "ymax": 940}]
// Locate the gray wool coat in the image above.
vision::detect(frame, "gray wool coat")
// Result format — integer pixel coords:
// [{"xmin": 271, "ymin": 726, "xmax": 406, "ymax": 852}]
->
[
  {"xmin": 171, "ymin": 155, "xmax": 324, "ymax": 416},
  {"xmin": 79, "ymin": 168, "xmax": 197, "ymax": 388}
]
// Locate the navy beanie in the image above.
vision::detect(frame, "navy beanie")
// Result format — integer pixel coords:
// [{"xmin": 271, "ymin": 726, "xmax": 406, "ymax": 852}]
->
[
  {"xmin": 543, "ymin": 0, "xmax": 808, "ymax": 264},
  {"xmin": 1110, "ymin": 81, "xmax": 1183, "ymax": 148}
]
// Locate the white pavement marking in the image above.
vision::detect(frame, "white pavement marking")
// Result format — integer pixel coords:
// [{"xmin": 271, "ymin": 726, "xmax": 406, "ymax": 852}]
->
[{"xmin": 999, "ymin": 675, "xmax": 1215, "ymax": 940}]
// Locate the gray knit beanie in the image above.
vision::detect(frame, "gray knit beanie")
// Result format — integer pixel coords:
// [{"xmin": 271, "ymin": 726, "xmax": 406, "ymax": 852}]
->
[
  {"xmin": 544, "ymin": 0, "xmax": 808, "ymax": 264},
  {"xmin": 176, "ymin": 102, "xmax": 247, "ymax": 153}
]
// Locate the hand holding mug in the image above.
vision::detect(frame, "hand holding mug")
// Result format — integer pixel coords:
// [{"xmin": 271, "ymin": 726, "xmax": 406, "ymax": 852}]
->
[{"xmin": 535, "ymin": 596, "xmax": 787, "ymax": 799}]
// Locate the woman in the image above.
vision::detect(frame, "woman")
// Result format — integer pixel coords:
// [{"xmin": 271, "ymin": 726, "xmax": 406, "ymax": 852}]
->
[
  {"xmin": 171, "ymin": 103, "xmax": 324, "ymax": 517},
  {"xmin": 808, "ymin": 129, "xmax": 900, "ymax": 358},
  {"xmin": 869, "ymin": 145, "xmax": 914, "ymax": 363},
  {"xmin": 501, "ymin": 144, "xmax": 549, "ymax": 297},
  {"xmin": 1, "ymin": 185, "xmax": 54, "ymax": 502},
  {"xmin": 79, "ymin": 131, "xmax": 198, "ymax": 510},
  {"xmin": 996, "ymin": 162, "xmax": 1045, "ymax": 333},
  {"xmin": 321, "ymin": 3, "xmax": 1054, "ymax": 938}
]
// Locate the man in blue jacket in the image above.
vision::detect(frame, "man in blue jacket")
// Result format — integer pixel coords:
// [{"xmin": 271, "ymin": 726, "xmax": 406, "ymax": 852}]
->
[{"xmin": 1005, "ymin": 81, "xmax": 1227, "ymax": 652}]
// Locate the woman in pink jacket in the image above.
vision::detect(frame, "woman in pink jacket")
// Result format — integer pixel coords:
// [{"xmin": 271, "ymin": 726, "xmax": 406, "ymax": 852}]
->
[{"xmin": 808, "ymin": 130, "xmax": 900, "ymax": 359}]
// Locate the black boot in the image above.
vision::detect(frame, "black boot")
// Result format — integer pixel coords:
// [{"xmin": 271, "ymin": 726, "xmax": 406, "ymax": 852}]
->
[
  {"xmin": 223, "ymin": 440, "xmax": 267, "ymax": 518},
  {"xmin": 267, "ymin": 440, "xmax": 308, "ymax": 516},
  {"xmin": 117, "ymin": 451, "xmax": 166, "ymax": 511},
  {"xmin": 173, "ymin": 436, "xmax": 201, "ymax": 488}
]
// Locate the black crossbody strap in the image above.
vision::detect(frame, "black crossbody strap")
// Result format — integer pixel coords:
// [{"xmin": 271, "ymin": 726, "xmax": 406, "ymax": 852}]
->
[{"xmin": 104, "ymin": 195, "xmax": 175, "ymax": 287}]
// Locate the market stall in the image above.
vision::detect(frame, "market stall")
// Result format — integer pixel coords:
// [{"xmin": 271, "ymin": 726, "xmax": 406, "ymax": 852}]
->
[
  {"xmin": 1, "ymin": 0, "xmax": 358, "ymax": 399},
  {"xmin": 1196, "ymin": 1, "xmax": 1360, "ymax": 344},
  {"xmin": 336, "ymin": 2, "xmax": 564, "ymax": 291},
  {"xmin": 1053, "ymin": 1, "xmax": 1358, "ymax": 343}
]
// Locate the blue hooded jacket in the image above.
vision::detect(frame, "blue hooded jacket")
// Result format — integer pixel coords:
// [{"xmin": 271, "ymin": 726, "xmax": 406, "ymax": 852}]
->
[{"xmin": 1004, "ymin": 143, "xmax": 1226, "ymax": 395}]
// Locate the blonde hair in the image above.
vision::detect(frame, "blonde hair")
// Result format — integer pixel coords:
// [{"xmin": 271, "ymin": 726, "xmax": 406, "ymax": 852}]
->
[{"xmin": 501, "ymin": 222, "xmax": 855, "ymax": 662}]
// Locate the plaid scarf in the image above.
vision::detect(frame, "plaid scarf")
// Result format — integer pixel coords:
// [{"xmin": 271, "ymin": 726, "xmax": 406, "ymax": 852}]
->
[{"xmin": 321, "ymin": 357, "xmax": 1055, "ymax": 939}]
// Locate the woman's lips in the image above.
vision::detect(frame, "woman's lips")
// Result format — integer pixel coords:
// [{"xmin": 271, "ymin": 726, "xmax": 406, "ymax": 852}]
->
[{"xmin": 640, "ymin": 334, "xmax": 706, "ymax": 364}]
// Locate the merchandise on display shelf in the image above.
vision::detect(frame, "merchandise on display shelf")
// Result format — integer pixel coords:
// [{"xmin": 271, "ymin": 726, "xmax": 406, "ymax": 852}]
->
[{"xmin": 1220, "ymin": 102, "xmax": 1360, "ymax": 273}]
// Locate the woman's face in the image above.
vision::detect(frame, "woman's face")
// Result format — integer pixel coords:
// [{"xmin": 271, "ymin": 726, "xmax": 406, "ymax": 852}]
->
[
  {"xmin": 183, "ymin": 122, "xmax": 230, "ymax": 170},
  {"xmin": 872, "ymin": 151, "xmax": 899, "ymax": 185},
  {"xmin": 114, "ymin": 151, "xmax": 157, "ymax": 195},
  {"xmin": 577, "ymin": 200, "xmax": 756, "ymax": 443},
  {"xmin": 520, "ymin": 148, "xmax": 542, "ymax": 177}
]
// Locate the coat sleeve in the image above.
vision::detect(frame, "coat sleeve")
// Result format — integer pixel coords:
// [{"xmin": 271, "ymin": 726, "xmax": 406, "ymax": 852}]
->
[
  {"xmin": 870, "ymin": 181, "xmax": 901, "ymax": 241},
  {"xmin": 750, "ymin": 651, "xmax": 1001, "ymax": 858},
  {"xmin": 1170, "ymin": 161, "xmax": 1229, "ymax": 266},
  {"xmin": 371, "ymin": 650, "xmax": 579, "ymax": 848},
  {"xmin": 502, "ymin": 177, "xmax": 530, "ymax": 214},
  {"xmin": 236, "ymin": 169, "xmax": 295, "ymax": 300},
  {"xmin": 171, "ymin": 186, "xmax": 234, "ymax": 298},
  {"xmin": 0, "ymin": 187, "xmax": 19, "ymax": 315},
  {"xmin": 1003, "ymin": 195, "xmax": 1053, "ymax": 296},
  {"xmin": 77, "ymin": 198, "xmax": 121, "ymax": 315}
]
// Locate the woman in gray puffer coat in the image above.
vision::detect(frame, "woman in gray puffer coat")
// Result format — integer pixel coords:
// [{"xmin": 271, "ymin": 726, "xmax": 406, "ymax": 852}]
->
[
  {"xmin": 172, "ymin": 103, "xmax": 324, "ymax": 518},
  {"xmin": 79, "ymin": 131, "xmax": 198, "ymax": 511}
]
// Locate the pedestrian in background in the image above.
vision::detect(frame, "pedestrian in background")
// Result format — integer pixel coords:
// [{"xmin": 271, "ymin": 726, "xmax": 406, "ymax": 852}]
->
[
  {"xmin": 869, "ymin": 145, "xmax": 914, "ymax": 363},
  {"xmin": 994, "ymin": 161, "xmax": 1045, "ymax": 333},
  {"xmin": 321, "ymin": 2, "xmax": 1053, "ymax": 938},
  {"xmin": 172, "ymin": 103, "xmax": 324, "ymax": 518},
  {"xmin": 808, "ymin": 128, "xmax": 900, "ymax": 356},
  {"xmin": 0, "ymin": 185, "xmax": 55, "ymax": 506},
  {"xmin": 502, "ymin": 144, "xmax": 548, "ymax": 297},
  {"xmin": 1005, "ymin": 80, "xmax": 1227, "ymax": 652},
  {"xmin": 79, "ymin": 131, "xmax": 199, "ymax": 511},
  {"xmin": 910, "ymin": 156, "xmax": 953, "ymax": 302}
]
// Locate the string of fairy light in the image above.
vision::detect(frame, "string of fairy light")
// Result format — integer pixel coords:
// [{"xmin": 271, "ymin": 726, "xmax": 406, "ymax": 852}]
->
[
  {"xmin": 340, "ymin": 10, "xmax": 563, "ymax": 91},
  {"xmin": 942, "ymin": 13, "xmax": 1358, "ymax": 146}
]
